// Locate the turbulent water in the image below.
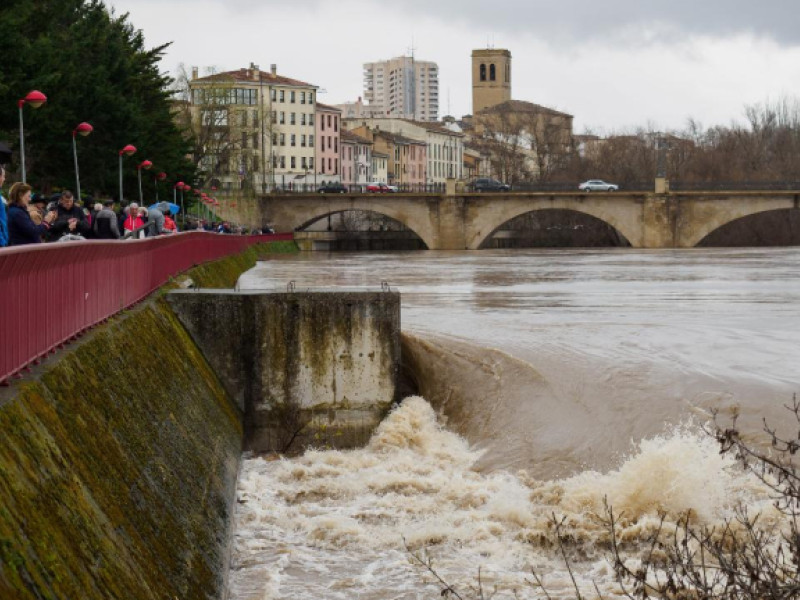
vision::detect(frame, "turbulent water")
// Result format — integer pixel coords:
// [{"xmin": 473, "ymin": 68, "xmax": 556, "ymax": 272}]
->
[{"xmin": 228, "ymin": 248, "xmax": 800, "ymax": 599}]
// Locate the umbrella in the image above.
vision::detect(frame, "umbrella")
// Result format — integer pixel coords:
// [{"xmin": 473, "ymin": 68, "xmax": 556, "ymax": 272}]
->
[
  {"xmin": 149, "ymin": 202, "xmax": 180, "ymax": 215},
  {"xmin": 0, "ymin": 141, "xmax": 12, "ymax": 164}
]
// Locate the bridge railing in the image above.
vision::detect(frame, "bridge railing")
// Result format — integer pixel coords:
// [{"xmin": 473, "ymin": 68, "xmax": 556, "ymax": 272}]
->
[
  {"xmin": 669, "ymin": 181, "xmax": 800, "ymax": 191},
  {"xmin": 269, "ymin": 182, "xmax": 447, "ymax": 194},
  {"xmin": 0, "ymin": 232, "xmax": 292, "ymax": 385}
]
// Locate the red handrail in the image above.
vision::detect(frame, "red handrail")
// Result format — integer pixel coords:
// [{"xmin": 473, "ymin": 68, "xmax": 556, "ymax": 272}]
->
[{"xmin": 0, "ymin": 232, "xmax": 294, "ymax": 385}]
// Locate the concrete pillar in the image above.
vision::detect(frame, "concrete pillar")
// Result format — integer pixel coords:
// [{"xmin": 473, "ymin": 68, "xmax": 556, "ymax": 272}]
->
[
  {"xmin": 641, "ymin": 194, "xmax": 677, "ymax": 248},
  {"xmin": 445, "ymin": 178, "xmax": 456, "ymax": 195},
  {"xmin": 655, "ymin": 177, "xmax": 669, "ymax": 195},
  {"xmin": 168, "ymin": 289, "xmax": 401, "ymax": 452}
]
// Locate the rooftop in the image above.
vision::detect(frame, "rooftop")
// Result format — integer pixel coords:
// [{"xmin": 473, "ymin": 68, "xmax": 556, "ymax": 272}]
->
[
  {"xmin": 477, "ymin": 99, "xmax": 573, "ymax": 119},
  {"xmin": 192, "ymin": 68, "xmax": 316, "ymax": 89}
]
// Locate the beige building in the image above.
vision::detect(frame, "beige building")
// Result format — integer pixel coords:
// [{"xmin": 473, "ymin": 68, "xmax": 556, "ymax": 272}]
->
[
  {"xmin": 187, "ymin": 63, "xmax": 317, "ymax": 192},
  {"xmin": 363, "ymin": 56, "xmax": 439, "ymax": 121},
  {"xmin": 471, "ymin": 49, "xmax": 511, "ymax": 115},
  {"xmin": 344, "ymin": 117, "xmax": 464, "ymax": 184}
]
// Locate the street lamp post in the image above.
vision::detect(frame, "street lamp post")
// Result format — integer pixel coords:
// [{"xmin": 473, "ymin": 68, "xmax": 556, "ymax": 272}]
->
[
  {"xmin": 118, "ymin": 144, "xmax": 137, "ymax": 204},
  {"xmin": 72, "ymin": 122, "xmax": 93, "ymax": 204},
  {"xmin": 136, "ymin": 159, "xmax": 153, "ymax": 204},
  {"xmin": 18, "ymin": 90, "xmax": 47, "ymax": 183}
]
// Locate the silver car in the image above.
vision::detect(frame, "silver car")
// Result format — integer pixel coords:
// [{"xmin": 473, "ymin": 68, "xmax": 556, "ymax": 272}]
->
[{"xmin": 579, "ymin": 179, "xmax": 619, "ymax": 192}]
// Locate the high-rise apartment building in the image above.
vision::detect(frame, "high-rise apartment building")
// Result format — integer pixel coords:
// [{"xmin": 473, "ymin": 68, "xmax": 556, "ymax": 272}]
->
[{"xmin": 363, "ymin": 56, "xmax": 439, "ymax": 122}]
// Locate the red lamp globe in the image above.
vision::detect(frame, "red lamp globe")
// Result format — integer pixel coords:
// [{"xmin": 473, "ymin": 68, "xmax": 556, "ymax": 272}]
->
[
  {"xmin": 23, "ymin": 90, "xmax": 47, "ymax": 108},
  {"xmin": 138, "ymin": 160, "xmax": 153, "ymax": 170},
  {"xmin": 184, "ymin": 185, "xmax": 191, "ymax": 192},
  {"xmin": 157, "ymin": 172, "xmax": 167, "ymax": 181},
  {"xmin": 119, "ymin": 144, "xmax": 137, "ymax": 156},
  {"xmin": 74, "ymin": 122, "xmax": 93, "ymax": 137}
]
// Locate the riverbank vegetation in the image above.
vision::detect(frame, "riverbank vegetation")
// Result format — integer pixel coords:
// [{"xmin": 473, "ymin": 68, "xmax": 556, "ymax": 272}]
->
[{"xmin": 412, "ymin": 395, "xmax": 800, "ymax": 599}]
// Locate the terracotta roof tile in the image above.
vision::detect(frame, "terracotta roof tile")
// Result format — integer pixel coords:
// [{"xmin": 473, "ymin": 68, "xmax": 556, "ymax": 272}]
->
[
  {"xmin": 477, "ymin": 99, "xmax": 572, "ymax": 118},
  {"xmin": 341, "ymin": 130, "xmax": 373, "ymax": 145},
  {"xmin": 193, "ymin": 68, "xmax": 316, "ymax": 88}
]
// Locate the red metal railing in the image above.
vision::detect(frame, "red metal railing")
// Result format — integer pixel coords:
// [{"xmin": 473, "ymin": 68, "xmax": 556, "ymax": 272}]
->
[{"xmin": 0, "ymin": 232, "xmax": 294, "ymax": 385}]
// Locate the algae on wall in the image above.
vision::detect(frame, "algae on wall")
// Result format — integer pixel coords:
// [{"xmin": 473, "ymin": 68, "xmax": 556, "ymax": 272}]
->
[{"xmin": 0, "ymin": 242, "xmax": 298, "ymax": 600}]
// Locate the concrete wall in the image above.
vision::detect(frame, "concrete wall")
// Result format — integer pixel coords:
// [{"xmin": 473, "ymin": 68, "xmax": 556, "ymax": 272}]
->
[
  {"xmin": 0, "ymin": 301, "xmax": 242, "ymax": 600},
  {"xmin": 168, "ymin": 290, "xmax": 401, "ymax": 453}
]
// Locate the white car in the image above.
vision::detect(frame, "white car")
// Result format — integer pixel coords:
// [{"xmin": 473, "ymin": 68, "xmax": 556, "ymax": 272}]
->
[
  {"xmin": 579, "ymin": 179, "xmax": 619, "ymax": 192},
  {"xmin": 386, "ymin": 184, "xmax": 399, "ymax": 193}
]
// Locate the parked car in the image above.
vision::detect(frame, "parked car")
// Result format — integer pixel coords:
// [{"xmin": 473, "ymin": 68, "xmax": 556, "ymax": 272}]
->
[
  {"xmin": 366, "ymin": 182, "xmax": 390, "ymax": 193},
  {"xmin": 472, "ymin": 178, "xmax": 511, "ymax": 192},
  {"xmin": 579, "ymin": 179, "xmax": 619, "ymax": 192},
  {"xmin": 386, "ymin": 184, "xmax": 399, "ymax": 193},
  {"xmin": 317, "ymin": 182, "xmax": 347, "ymax": 194}
]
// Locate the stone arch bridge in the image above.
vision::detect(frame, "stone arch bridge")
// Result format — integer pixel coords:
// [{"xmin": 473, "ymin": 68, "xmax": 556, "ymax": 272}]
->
[{"xmin": 259, "ymin": 191, "xmax": 800, "ymax": 249}]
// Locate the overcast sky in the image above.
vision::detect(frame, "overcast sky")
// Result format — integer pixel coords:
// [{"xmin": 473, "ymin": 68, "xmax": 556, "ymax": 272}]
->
[{"xmin": 106, "ymin": 0, "xmax": 800, "ymax": 134}]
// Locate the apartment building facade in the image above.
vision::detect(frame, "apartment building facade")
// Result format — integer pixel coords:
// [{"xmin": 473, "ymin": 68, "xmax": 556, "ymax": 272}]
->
[
  {"xmin": 343, "ymin": 117, "xmax": 464, "ymax": 184},
  {"xmin": 363, "ymin": 56, "xmax": 439, "ymax": 121},
  {"xmin": 340, "ymin": 130, "xmax": 373, "ymax": 187},
  {"xmin": 187, "ymin": 63, "xmax": 318, "ymax": 192},
  {"xmin": 348, "ymin": 125, "xmax": 426, "ymax": 187},
  {"xmin": 316, "ymin": 103, "xmax": 342, "ymax": 184}
]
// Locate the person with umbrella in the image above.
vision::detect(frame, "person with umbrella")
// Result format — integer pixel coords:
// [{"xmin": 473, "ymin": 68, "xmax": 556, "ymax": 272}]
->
[{"xmin": 158, "ymin": 202, "xmax": 178, "ymax": 233}]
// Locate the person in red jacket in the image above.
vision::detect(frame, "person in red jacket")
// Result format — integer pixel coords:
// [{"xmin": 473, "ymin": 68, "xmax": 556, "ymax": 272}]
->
[{"xmin": 122, "ymin": 203, "xmax": 145, "ymax": 238}]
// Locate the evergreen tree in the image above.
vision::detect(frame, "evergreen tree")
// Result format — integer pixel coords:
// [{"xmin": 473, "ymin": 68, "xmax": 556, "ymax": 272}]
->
[{"xmin": 0, "ymin": 0, "xmax": 195, "ymax": 201}]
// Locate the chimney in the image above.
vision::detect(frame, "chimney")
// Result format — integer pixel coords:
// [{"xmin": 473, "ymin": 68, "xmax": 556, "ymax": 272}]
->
[
  {"xmin": 191, "ymin": 66, "xmax": 198, "ymax": 80},
  {"xmin": 270, "ymin": 64, "xmax": 277, "ymax": 76},
  {"xmin": 250, "ymin": 63, "xmax": 260, "ymax": 81}
]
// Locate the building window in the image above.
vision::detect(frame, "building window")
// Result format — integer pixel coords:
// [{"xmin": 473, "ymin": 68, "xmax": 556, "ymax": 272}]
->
[
  {"xmin": 309, "ymin": 92, "xmax": 314, "ymax": 104},
  {"xmin": 273, "ymin": 155, "xmax": 278, "ymax": 168},
  {"xmin": 300, "ymin": 91, "xmax": 306, "ymax": 104},
  {"xmin": 253, "ymin": 132, "xmax": 259, "ymax": 149},
  {"xmin": 328, "ymin": 157, "xmax": 332, "ymax": 171},
  {"xmin": 327, "ymin": 114, "xmax": 332, "ymax": 128},
  {"xmin": 301, "ymin": 134, "xmax": 306, "ymax": 147},
  {"xmin": 252, "ymin": 111, "xmax": 258, "ymax": 127},
  {"xmin": 290, "ymin": 91, "xmax": 296, "ymax": 103},
  {"xmin": 479, "ymin": 64, "xmax": 486, "ymax": 81},
  {"xmin": 335, "ymin": 158, "xmax": 338, "ymax": 175},
  {"xmin": 321, "ymin": 159, "xmax": 325, "ymax": 174},
  {"xmin": 271, "ymin": 111, "xmax": 277, "ymax": 124},
  {"xmin": 279, "ymin": 90, "xmax": 285, "ymax": 102},
  {"xmin": 290, "ymin": 112, "xmax": 296, "ymax": 125},
  {"xmin": 309, "ymin": 157, "xmax": 314, "ymax": 169},
  {"xmin": 301, "ymin": 113, "xmax": 306, "ymax": 126},
  {"xmin": 309, "ymin": 114, "xmax": 314, "ymax": 126},
  {"xmin": 505, "ymin": 63, "xmax": 510, "ymax": 83},
  {"xmin": 291, "ymin": 156, "xmax": 296, "ymax": 168},
  {"xmin": 280, "ymin": 155, "xmax": 285, "ymax": 168},
  {"xmin": 334, "ymin": 116, "xmax": 338, "ymax": 132},
  {"xmin": 321, "ymin": 116, "xmax": 325, "ymax": 131},
  {"xmin": 271, "ymin": 88, "xmax": 277, "ymax": 101},
  {"xmin": 272, "ymin": 133, "xmax": 278, "ymax": 145},
  {"xmin": 328, "ymin": 136, "xmax": 332, "ymax": 149},
  {"xmin": 241, "ymin": 131, "xmax": 248, "ymax": 148},
  {"xmin": 291, "ymin": 134, "xmax": 296, "ymax": 147},
  {"xmin": 279, "ymin": 111, "xmax": 285, "ymax": 124},
  {"xmin": 301, "ymin": 157, "xmax": 307, "ymax": 169},
  {"xmin": 334, "ymin": 138, "xmax": 338, "ymax": 153},
  {"xmin": 280, "ymin": 133, "xmax": 285, "ymax": 146},
  {"xmin": 490, "ymin": 64, "xmax": 496, "ymax": 81},
  {"xmin": 309, "ymin": 135, "xmax": 314, "ymax": 148}
]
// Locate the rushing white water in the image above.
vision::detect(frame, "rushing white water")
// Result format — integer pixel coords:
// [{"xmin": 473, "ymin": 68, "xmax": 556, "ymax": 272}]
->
[{"xmin": 228, "ymin": 248, "xmax": 800, "ymax": 599}]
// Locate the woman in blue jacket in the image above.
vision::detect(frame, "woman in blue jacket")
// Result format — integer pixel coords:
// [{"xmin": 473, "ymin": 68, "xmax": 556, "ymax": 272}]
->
[
  {"xmin": 0, "ymin": 166, "xmax": 8, "ymax": 247},
  {"xmin": 7, "ymin": 182, "xmax": 56, "ymax": 245}
]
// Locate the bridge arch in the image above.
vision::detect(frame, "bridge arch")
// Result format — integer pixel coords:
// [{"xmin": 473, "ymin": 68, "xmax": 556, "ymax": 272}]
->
[
  {"xmin": 266, "ymin": 196, "xmax": 438, "ymax": 250},
  {"xmin": 680, "ymin": 198, "xmax": 798, "ymax": 247},
  {"xmin": 465, "ymin": 196, "xmax": 643, "ymax": 249}
]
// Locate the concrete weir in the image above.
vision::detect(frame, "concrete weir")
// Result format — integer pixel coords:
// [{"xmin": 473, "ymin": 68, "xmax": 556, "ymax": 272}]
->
[{"xmin": 168, "ymin": 288, "xmax": 401, "ymax": 453}]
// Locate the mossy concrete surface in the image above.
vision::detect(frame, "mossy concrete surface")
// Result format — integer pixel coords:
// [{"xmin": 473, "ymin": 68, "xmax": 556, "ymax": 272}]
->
[
  {"xmin": 0, "ymin": 241, "xmax": 297, "ymax": 600},
  {"xmin": 168, "ymin": 290, "xmax": 401, "ymax": 453}
]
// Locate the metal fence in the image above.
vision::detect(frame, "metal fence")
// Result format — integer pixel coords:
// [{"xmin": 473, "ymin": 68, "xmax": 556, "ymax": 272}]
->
[
  {"xmin": 669, "ymin": 181, "xmax": 800, "ymax": 192},
  {"xmin": 510, "ymin": 181, "xmax": 655, "ymax": 192},
  {"xmin": 268, "ymin": 182, "xmax": 447, "ymax": 194},
  {"xmin": 0, "ymin": 232, "xmax": 292, "ymax": 385}
]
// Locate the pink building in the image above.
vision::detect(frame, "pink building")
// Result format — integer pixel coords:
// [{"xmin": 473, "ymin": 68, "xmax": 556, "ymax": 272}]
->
[{"xmin": 315, "ymin": 103, "xmax": 342, "ymax": 183}]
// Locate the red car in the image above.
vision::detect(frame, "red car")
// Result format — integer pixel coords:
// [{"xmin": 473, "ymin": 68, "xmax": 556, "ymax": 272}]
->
[{"xmin": 366, "ymin": 182, "xmax": 390, "ymax": 193}]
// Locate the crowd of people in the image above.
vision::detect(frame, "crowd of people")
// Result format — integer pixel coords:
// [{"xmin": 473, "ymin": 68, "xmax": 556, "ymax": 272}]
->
[{"xmin": 0, "ymin": 165, "xmax": 256, "ymax": 248}]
